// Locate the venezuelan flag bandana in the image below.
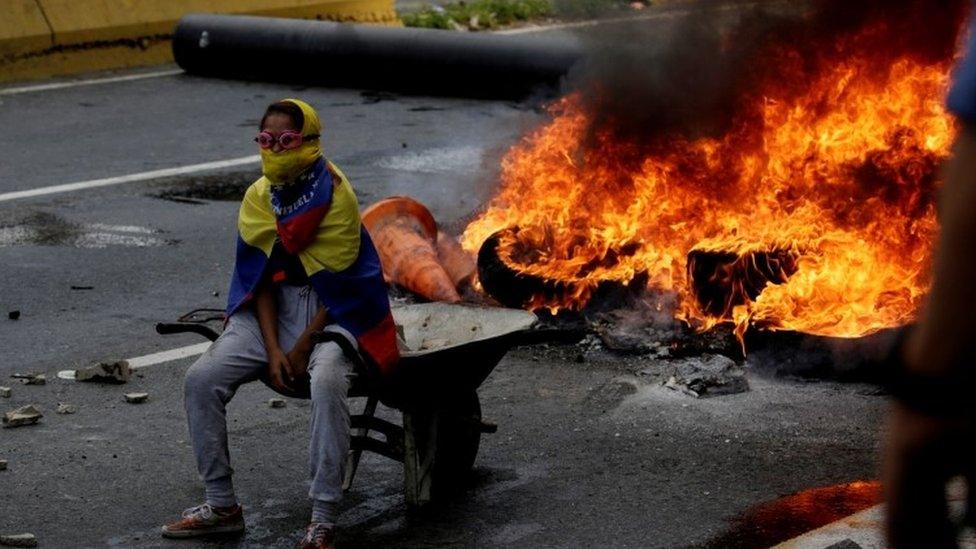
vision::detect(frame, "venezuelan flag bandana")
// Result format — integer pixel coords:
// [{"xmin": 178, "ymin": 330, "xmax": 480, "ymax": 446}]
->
[{"xmin": 226, "ymin": 101, "xmax": 399, "ymax": 374}]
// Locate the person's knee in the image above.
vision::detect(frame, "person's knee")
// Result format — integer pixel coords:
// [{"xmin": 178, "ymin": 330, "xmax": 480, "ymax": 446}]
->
[
  {"xmin": 312, "ymin": 367, "xmax": 350, "ymax": 401},
  {"xmin": 310, "ymin": 347, "xmax": 351, "ymax": 401},
  {"xmin": 184, "ymin": 358, "xmax": 220, "ymax": 403}
]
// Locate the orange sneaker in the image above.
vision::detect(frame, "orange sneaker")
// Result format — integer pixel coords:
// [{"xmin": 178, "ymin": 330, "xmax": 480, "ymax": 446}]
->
[
  {"xmin": 299, "ymin": 522, "xmax": 336, "ymax": 549},
  {"xmin": 161, "ymin": 503, "xmax": 244, "ymax": 539}
]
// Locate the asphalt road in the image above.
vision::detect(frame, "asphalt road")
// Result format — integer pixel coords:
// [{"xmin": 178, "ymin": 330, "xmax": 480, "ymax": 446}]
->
[{"xmin": 0, "ymin": 22, "xmax": 885, "ymax": 549}]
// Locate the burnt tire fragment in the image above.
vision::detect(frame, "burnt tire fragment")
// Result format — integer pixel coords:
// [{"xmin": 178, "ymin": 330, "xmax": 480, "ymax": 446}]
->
[
  {"xmin": 477, "ymin": 227, "xmax": 650, "ymax": 310},
  {"xmin": 687, "ymin": 247, "xmax": 799, "ymax": 317},
  {"xmin": 477, "ymin": 228, "xmax": 564, "ymax": 309}
]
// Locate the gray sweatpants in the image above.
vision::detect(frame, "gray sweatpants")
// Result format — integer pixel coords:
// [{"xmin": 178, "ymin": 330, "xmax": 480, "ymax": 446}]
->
[{"xmin": 183, "ymin": 284, "xmax": 352, "ymax": 523}]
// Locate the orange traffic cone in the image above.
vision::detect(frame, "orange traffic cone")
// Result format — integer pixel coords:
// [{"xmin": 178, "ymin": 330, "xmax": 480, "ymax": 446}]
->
[
  {"xmin": 362, "ymin": 197, "xmax": 461, "ymax": 303},
  {"xmin": 436, "ymin": 231, "xmax": 476, "ymax": 290}
]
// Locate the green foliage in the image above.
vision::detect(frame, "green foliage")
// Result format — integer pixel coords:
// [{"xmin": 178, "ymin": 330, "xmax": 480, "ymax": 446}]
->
[
  {"xmin": 400, "ymin": 8, "xmax": 455, "ymax": 29},
  {"xmin": 401, "ymin": 0, "xmax": 555, "ymax": 30}
]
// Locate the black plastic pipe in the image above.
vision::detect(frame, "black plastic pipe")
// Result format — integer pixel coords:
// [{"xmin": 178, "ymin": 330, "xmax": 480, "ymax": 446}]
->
[{"xmin": 173, "ymin": 14, "xmax": 584, "ymax": 99}]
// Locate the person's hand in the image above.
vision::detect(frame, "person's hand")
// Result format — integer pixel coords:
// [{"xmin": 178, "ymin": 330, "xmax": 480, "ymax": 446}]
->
[
  {"xmin": 883, "ymin": 402, "xmax": 971, "ymax": 547},
  {"xmin": 286, "ymin": 337, "xmax": 312, "ymax": 378},
  {"xmin": 267, "ymin": 347, "xmax": 294, "ymax": 393}
]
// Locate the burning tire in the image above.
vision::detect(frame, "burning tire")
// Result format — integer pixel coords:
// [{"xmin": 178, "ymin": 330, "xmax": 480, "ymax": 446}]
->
[
  {"xmin": 478, "ymin": 227, "xmax": 650, "ymax": 310},
  {"xmin": 687, "ymin": 247, "xmax": 800, "ymax": 318},
  {"xmin": 477, "ymin": 227, "xmax": 573, "ymax": 309}
]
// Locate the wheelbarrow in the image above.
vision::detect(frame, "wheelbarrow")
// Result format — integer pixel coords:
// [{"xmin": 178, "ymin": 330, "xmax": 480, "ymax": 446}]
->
[{"xmin": 156, "ymin": 302, "xmax": 581, "ymax": 507}]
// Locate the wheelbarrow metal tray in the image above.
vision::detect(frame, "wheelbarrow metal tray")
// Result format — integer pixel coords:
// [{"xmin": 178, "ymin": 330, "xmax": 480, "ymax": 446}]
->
[{"xmin": 384, "ymin": 303, "xmax": 537, "ymax": 402}]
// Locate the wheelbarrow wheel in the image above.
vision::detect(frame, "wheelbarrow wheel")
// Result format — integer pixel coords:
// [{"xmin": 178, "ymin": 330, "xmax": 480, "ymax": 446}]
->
[{"xmin": 430, "ymin": 391, "xmax": 482, "ymax": 498}]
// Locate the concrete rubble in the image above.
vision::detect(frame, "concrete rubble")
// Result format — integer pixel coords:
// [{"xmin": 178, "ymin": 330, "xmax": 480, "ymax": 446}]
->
[
  {"xmin": 0, "ymin": 533, "xmax": 38, "ymax": 548},
  {"xmin": 11, "ymin": 373, "xmax": 44, "ymax": 386},
  {"xmin": 597, "ymin": 328, "xmax": 655, "ymax": 355},
  {"xmin": 662, "ymin": 354, "xmax": 749, "ymax": 398},
  {"xmin": 597, "ymin": 328, "xmax": 672, "ymax": 357},
  {"xmin": 56, "ymin": 403, "xmax": 77, "ymax": 415},
  {"xmin": 0, "ymin": 387, "xmax": 10, "ymax": 398},
  {"xmin": 75, "ymin": 360, "xmax": 131, "ymax": 384},
  {"xmin": 2, "ymin": 405, "xmax": 43, "ymax": 428},
  {"xmin": 123, "ymin": 392, "xmax": 148, "ymax": 404},
  {"xmin": 268, "ymin": 398, "xmax": 286, "ymax": 408},
  {"xmin": 21, "ymin": 375, "xmax": 45, "ymax": 386}
]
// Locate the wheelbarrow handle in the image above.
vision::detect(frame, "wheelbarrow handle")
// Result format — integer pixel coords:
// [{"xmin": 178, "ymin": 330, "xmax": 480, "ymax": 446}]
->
[
  {"xmin": 509, "ymin": 327, "xmax": 586, "ymax": 347},
  {"xmin": 155, "ymin": 323, "xmax": 220, "ymax": 342}
]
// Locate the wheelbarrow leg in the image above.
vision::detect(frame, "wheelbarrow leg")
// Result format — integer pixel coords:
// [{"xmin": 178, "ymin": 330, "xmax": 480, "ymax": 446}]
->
[
  {"xmin": 403, "ymin": 409, "xmax": 439, "ymax": 507},
  {"xmin": 343, "ymin": 395, "xmax": 378, "ymax": 491}
]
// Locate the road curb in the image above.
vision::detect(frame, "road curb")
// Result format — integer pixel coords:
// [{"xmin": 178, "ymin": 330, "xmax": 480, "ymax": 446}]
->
[{"xmin": 0, "ymin": 0, "xmax": 399, "ymax": 84}]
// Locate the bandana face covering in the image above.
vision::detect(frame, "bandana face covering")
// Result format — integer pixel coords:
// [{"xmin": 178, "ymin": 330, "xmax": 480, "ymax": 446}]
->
[
  {"xmin": 261, "ymin": 142, "xmax": 321, "ymax": 185},
  {"xmin": 260, "ymin": 98, "xmax": 324, "ymax": 185}
]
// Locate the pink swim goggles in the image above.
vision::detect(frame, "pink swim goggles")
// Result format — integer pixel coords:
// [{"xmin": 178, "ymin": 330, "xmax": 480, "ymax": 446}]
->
[{"xmin": 255, "ymin": 130, "xmax": 318, "ymax": 150}]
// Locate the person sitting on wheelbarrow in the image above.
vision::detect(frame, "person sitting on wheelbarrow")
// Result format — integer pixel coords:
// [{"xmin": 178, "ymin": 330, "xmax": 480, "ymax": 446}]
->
[{"xmin": 161, "ymin": 99, "xmax": 399, "ymax": 548}]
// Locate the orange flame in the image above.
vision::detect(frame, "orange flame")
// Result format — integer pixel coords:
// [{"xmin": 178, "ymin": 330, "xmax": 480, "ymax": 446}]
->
[{"xmin": 462, "ymin": 33, "xmax": 956, "ymax": 340}]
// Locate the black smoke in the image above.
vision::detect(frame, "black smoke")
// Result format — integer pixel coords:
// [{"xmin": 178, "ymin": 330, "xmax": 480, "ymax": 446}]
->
[{"xmin": 565, "ymin": 0, "xmax": 969, "ymax": 158}]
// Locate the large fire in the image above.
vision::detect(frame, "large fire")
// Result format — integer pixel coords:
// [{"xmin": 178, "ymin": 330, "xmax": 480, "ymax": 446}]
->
[{"xmin": 462, "ymin": 8, "xmax": 962, "ymax": 341}]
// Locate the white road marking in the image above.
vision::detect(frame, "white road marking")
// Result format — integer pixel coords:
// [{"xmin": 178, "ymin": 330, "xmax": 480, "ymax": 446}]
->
[
  {"xmin": 773, "ymin": 505, "xmax": 884, "ymax": 548},
  {"xmin": 127, "ymin": 342, "xmax": 212, "ymax": 368},
  {"xmin": 376, "ymin": 145, "xmax": 484, "ymax": 174},
  {"xmin": 0, "ymin": 155, "xmax": 260, "ymax": 203},
  {"xmin": 777, "ymin": 483, "xmax": 973, "ymax": 548},
  {"xmin": 57, "ymin": 342, "xmax": 211, "ymax": 380},
  {"xmin": 0, "ymin": 69, "xmax": 183, "ymax": 96},
  {"xmin": 85, "ymin": 223, "xmax": 157, "ymax": 234},
  {"xmin": 0, "ymin": 222, "xmax": 167, "ymax": 248},
  {"xmin": 71, "ymin": 232, "xmax": 169, "ymax": 249}
]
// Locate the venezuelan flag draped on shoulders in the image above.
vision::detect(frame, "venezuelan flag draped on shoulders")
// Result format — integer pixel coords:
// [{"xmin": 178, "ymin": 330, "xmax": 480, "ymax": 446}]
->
[{"xmin": 226, "ymin": 99, "xmax": 399, "ymax": 374}]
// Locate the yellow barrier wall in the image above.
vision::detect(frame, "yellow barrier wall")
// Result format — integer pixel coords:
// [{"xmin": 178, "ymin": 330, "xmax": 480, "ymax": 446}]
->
[
  {"xmin": 0, "ymin": 0, "xmax": 53, "ymax": 59},
  {"xmin": 1, "ymin": 0, "xmax": 398, "ymax": 83}
]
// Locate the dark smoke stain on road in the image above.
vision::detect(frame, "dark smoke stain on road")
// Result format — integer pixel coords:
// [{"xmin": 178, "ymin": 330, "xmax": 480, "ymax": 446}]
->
[
  {"xmin": 152, "ymin": 171, "xmax": 256, "ymax": 203},
  {"xmin": 698, "ymin": 481, "xmax": 882, "ymax": 548}
]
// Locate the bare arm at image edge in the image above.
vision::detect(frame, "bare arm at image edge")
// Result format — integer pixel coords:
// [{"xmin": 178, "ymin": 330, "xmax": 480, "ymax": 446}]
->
[
  {"xmin": 255, "ymin": 278, "xmax": 280, "ymax": 353},
  {"xmin": 905, "ymin": 124, "xmax": 976, "ymax": 375},
  {"xmin": 286, "ymin": 306, "xmax": 329, "ymax": 376},
  {"xmin": 255, "ymin": 278, "xmax": 294, "ymax": 391},
  {"xmin": 884, "ymin": 28, "xmax": 976, "ymax": 544}
]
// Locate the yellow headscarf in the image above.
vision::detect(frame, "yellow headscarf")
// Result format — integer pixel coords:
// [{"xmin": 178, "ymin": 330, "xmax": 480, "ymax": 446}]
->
[{"xmin": 261, "ymin": 98, "xmax": 323, "ymax": 185}]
